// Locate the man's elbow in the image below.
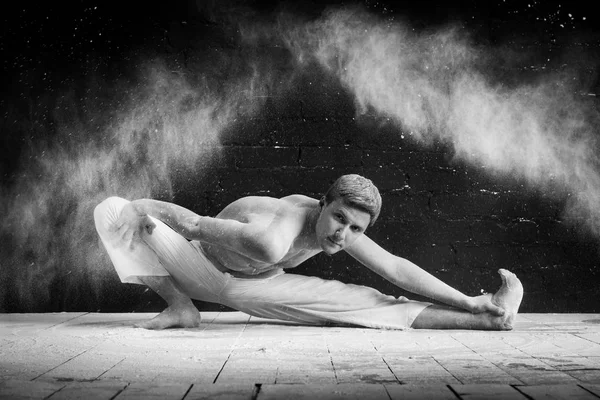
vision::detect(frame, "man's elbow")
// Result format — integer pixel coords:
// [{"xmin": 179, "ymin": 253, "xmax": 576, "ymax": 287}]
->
[{"xmin": 182, "ymin": 216, "xmax": 205, "ymax": 239}]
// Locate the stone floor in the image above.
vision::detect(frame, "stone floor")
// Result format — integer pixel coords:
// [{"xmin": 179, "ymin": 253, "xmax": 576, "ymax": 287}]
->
[{"xmin": 1, "ymin": 312, "xmax": 600, "ymax": 399}]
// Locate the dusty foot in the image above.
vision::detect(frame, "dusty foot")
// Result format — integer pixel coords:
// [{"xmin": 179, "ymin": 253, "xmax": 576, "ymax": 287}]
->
[
  {"xmin": 135, "ymin": 304, "xmax": 202, "ymax": 330},
  {"xmin": 490, "ymin": 269, "xmax": 524, "ymax": 330}
]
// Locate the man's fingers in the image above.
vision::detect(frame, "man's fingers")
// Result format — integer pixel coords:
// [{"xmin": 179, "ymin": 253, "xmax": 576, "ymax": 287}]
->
[
  {"xmin": 145, "ymin": 223, "xmax": 155, "ymax": 235},
  {"xmin": 142, "ymin": 216, "xmax": 155, "ymax": 235},
  {"xmin": 108, "ymin": 220, "xmax": 122, "ymax": 232},
  {"xmin": 123, "ymin": 229, "xmax": 134, "ymax": 242}
]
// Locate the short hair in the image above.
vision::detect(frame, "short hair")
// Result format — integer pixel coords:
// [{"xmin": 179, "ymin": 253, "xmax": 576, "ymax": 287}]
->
[{"xmin": 321, "ymin": 174, "xmax": 382, "ymax": 227}]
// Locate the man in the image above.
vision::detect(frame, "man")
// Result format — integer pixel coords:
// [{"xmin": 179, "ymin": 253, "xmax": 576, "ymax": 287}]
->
[{"xmin": 94, "ymin": 174, "xmax": 523, "ymax": 330}]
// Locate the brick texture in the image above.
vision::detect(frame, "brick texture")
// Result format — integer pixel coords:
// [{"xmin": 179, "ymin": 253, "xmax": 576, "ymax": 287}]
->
[
  {"xmin": 2, "ymin": 3, "xmax": 598, "ymax": 314},
  {"xmin": 164, "ymin": 18, "xmax": 600, "ymax": 314}
]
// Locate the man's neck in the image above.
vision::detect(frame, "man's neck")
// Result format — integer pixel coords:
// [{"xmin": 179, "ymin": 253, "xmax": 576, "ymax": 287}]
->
[{"xmin": 299, "ymin": 203, "xmax": 321, "ymax": 251}]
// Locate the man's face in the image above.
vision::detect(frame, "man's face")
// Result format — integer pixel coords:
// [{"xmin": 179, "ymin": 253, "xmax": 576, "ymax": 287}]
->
[{"xmin": 315, "ymin": 198, "xmax": 371, "ymax": 255}]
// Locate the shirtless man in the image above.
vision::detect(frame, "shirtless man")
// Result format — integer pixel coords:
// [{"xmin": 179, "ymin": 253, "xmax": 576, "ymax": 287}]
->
[{"xmin": 94, "ymin": 174, "xmax": 523, "ymax": 330}]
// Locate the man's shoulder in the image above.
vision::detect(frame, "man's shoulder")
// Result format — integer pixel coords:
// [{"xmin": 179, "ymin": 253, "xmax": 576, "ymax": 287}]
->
[
  {"xmin": 231, "ymin": 194, "xmax": 317, "ymax": 209},
  {"xmin": 219, "ymin": 195, "xmax": 312, "ymax": 221},
  {"xmin": 280, "ymin": 194, "xmax": 318, "ymax": 206},
  {"xmin": 229, "ymin": 195, "xmax": 292, "ymax": 210}
]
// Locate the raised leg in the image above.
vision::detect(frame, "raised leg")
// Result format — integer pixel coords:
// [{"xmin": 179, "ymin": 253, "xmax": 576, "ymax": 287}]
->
[
  {"xmin": 135, "ymin": 276, "xmax": 202, "ymax": 330},
  {"xmin": 94, "ymin": 197, "xmax": 209, "ymax": 330},
  {"xmin": 411, "ymin": 269, "xmax": 524, "ymax": 330}
]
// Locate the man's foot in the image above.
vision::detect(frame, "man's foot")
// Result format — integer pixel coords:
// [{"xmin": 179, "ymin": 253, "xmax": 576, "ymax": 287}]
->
[
  {"xmin": 490, "ymin": 269, "xmax": 524, "ymax": 330},
  {"xmin": 135, "ymin": 304, "xmax": 202, "ymax": 330}
]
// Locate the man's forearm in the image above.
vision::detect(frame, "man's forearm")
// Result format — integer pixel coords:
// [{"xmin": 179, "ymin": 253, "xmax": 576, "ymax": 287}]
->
[
  {"xmin": 392, "ymin": 258, "xmax": 474, "ymax": 311},
  {"xmin": 129, "ymin": 199, "xmax": 262, "ymax": 259},
  {"xmin": 130, "ymin": 199, "xmax": 202, "ymax": 239}
]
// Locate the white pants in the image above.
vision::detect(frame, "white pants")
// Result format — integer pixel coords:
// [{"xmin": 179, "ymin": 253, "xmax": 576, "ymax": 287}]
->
[{"xmin": 94, "ymin": 197, "xmax": 431, "ymax": 329}]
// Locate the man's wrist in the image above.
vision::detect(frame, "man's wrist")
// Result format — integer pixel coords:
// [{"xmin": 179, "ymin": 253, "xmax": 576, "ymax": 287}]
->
[{"xmin": 461, "ymin": 296, "xmax": 475, "ymax": 312}]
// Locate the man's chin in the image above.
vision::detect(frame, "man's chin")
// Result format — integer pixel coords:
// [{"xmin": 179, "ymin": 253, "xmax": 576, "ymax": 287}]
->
[
  {"xmin": 322, "ymin": 241, "xmax": 342, "ymax": 255},
  {"xmin": 322, "ymin": 248, "xmax": 338, "ymax": 256}
]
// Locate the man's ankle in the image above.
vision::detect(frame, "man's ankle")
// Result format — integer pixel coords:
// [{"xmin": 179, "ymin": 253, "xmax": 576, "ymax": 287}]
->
[{"xmin": 168, "ymin": 300, "xmax": 197, "ymax": 310}]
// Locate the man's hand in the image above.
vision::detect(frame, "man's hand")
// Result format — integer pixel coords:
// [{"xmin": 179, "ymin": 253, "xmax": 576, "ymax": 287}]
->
[
  {"xmin": 109, "ymin": 202, "xmax": 156, "ymax": 249},
  {"xmin": 468, "ymin": 294, "xmax": 505, "ymax": 317}
]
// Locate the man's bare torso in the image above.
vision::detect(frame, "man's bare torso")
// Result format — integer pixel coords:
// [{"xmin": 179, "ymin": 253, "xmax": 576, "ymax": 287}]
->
[{"xmin": 199, "ymin": 195, "xmax": 322, "ymax": 276}]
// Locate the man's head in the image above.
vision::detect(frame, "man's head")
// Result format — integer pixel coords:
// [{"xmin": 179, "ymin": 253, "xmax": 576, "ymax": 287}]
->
[
  {"xmin": 321, "ymin": 174, "xmax": 382, "ymax": 226},
  {"xmin": 315, "ymin": 174, "xmax": 382, "ymax": 254}
]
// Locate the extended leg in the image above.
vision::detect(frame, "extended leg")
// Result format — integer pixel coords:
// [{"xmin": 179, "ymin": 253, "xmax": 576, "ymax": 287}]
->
[
  {"xmin": 217, "ymin": 272, "xmax": 432, "ymax": 330},
  {"xmin": 134, "ymin": 276, "xmax": 201, "ymax": 330},
  {"xmin": 412, "ymin": 269, "xmax": 524, "ymax": 330}
]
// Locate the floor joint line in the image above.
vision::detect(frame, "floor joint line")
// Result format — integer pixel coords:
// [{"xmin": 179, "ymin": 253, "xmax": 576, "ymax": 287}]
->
[
  {"xmin": 369, "ymin": 339, "xmax": 402, "ymax": 384},
  {"xmin": 31, "ymin": 347, "xmax": 93, "ymax": 381},
  {"xmin": 45, "ymin": 312, "xmax": 91, "ymax": 330},
  {"xmin": 500, "ymin": 332, "xmax": 592, "ymax": 383},
  {"xmin": 94, "ymin": 357, "xmax": 126, "ymax": 381},
  {"xmin": 108, "ymin": 382, "xmax": 130, "ymax": 400},
  {"xmin": 450, "ymin": 334, "xmax": 527, "ymax": 385},
  {"xmin": 325, "ymin": 342, "xmax": 338, "ymax": 383},
  {"xmin": 578, "ymin": 384, "xmax": 600, "ymax": 399},
  {"xmin": 511, "ymin": 385, "xmax": 536, "ymax": 400},
  {"xmin": 180, "ymin": 383, "xmax": 194, "ymax": 400},
  {"xmin": 431, "ymin": 355, "xmax": 463, "ymax": 384},
  {"xmin": 574, "ymin": 333, "xmax": 600, "ymax": 346},
  {"xmin": 211, "ymin": 314, "xmax": 251, "ymax": 384}
]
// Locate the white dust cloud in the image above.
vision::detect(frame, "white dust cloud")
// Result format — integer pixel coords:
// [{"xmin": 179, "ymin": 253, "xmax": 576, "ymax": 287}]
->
[
  {"xmin": 2, "ymin": 4, "xmax": 599, "ymax": 310},
  {"xmin": 280, "ymin": 6, "xmax": 600, "ymax": 232},
  {"xmin": 1, "ymin": 56, "xmax": 274, "ymax": 310}
]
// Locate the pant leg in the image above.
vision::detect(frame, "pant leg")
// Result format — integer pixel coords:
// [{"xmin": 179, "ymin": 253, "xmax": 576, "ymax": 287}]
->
[
  {"xmin": 219, "ymin": 272, "xmax": 432, "ymax": 330},
  {"xmin": 93, "ymin": 196, "xmax": 226, "ymax": 303}
]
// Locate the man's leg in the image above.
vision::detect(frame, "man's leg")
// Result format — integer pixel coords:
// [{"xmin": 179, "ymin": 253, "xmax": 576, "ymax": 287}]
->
[
  {"xmin": 94, "ymin": 197, "xmax": 219, "ymax": 330},
  {"xmin": 218, "ymin": 268, "xmax": 523, "ymax": 331},
  {"xmin": 218, "ymin": 272, "xmax": 431, "ymax": 330},
  {"xmin": 135, "ymin": 276, "xmax": 201, "ymax": 330},
  {"xmin": 412, "ymin": 269, "xmax": 523, "ymax": 330}
]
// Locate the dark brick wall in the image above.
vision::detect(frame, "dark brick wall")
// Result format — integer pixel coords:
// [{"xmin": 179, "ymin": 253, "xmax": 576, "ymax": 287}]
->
[
  {"xmin": 1, "ymin": 0, "xmax": 598, "ymax": 314},
  {"xmin": 138, "ymin": 4, "xmax": 600, "ymax": 314},
  {"xmin": 162, "ymin": 62, "xmax": 600, "ymax": 313}
]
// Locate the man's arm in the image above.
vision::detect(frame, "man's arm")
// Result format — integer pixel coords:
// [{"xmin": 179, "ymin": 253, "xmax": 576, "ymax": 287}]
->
[
  {"xmin": 345, "ymin": 234, "xmax": 504, "ymax": 315},
  {"xmin": 117, "ymin": 199, "xmax": 287, "ymax": 263}
]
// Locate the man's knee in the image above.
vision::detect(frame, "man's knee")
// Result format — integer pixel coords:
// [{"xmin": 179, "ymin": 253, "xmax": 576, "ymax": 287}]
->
[{"xmin": 93, "ymin": 196, "xmax": 128, "ymax": 235}]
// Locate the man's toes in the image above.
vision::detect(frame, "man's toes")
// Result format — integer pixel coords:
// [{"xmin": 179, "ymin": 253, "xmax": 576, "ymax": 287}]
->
[
  {"xmin": 502, "ymin": 322, "xmax": 514, "ymax": 331},
  {"xmin": 134, "ymin": 320, "xmax": 161, "ymax": 330}
]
